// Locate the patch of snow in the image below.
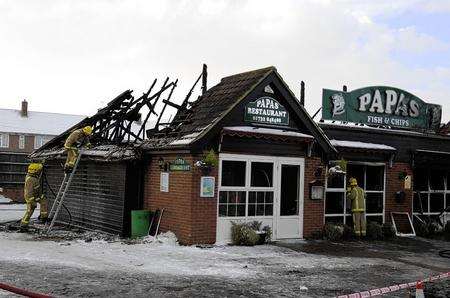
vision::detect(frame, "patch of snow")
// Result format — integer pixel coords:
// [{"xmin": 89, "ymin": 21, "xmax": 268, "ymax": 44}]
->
[
  {"xmin": 0, "ymin": 195, "xmax": 12, "ymax": 203},
  {"xmin": 141, "ymin": 231, "xmax": 179, "ymax": 246},
  {"xmin": 0, "ymin": 229, "xmax": 390, "ymax": 281},
  {"xmin": 169, "ymin": 138, "xmax": 196, "ymax": 145},
  {"xmin": 330, "ymin": 139, "xmax": 396, "ymax": 151},
  {"xmin": 223, "ymin": 126, "xmax": 313, "ymax": 139},
  {"xmin": 0, "ymin": 204, "xmax": 39, "ymax": 222}
]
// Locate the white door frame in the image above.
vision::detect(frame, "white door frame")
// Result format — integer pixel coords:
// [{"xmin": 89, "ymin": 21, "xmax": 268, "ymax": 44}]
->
[
  {"xmin": 275, "ymin": 157, "xmax": 305, "ymax": 239},
  {"xmin": 216, "ymin": 153, "xmax": 304, "ymax": 243}
]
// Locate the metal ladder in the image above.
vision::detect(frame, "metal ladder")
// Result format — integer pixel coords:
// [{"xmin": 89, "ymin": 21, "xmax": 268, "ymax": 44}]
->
[{"xmin": 45, "ymin": 151, "xmax": 83, "ymax": 233}]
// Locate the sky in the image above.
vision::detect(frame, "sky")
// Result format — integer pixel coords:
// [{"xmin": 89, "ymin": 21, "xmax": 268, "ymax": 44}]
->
[{"xmin": 1, "ymin": 0, "xmax": 449, "ymax": 123}]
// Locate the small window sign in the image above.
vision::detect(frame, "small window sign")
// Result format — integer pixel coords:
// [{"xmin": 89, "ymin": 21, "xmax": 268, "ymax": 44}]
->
[
  {"xmin": 160, "ymin": 172, "xmax": 169, "ymax": 192},
  {"xmin": 311, "ymin": 185, "xmax": 324, "ymax": 200},
  {"xmin": 404, "ymin": 175, "xmax": 411, "ymax": 190},
  {"xmin": 200, "ymin": 176, "xmax": 215, "ymax": 198}
]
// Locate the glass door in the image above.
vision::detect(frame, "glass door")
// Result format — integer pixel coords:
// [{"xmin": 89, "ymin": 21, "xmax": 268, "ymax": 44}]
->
[{"xmin": 276, "ymin": 158, "xmax": 304, "ymax": 239}]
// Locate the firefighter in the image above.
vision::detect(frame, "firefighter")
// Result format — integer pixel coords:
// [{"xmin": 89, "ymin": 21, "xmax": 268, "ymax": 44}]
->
[
  {"xmin": 347, "ymin": 177, "xmax": 366, "ymax": 237},
  {"xmin": 64, "ymin": 126, "xmax": 92, "ymax": 173},
  {"xmin": 20, "ymin": 163, "xmax": 48, "ymax": 231}
]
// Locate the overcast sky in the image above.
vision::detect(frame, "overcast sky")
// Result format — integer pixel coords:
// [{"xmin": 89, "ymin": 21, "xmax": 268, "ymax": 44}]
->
[{"xmin": 1, "ymin": 0, "xmax": 449, "ymax": 122}]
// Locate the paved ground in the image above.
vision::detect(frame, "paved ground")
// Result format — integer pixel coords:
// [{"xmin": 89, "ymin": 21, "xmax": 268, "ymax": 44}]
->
[{"xmin": 0, "ymin": 230, "xmax": 449, "ymax": 297}]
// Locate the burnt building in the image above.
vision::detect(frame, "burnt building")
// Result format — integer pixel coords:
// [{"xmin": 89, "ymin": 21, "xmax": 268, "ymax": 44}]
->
[{"xmin": 32, "ymin": 67, "xmax": 450, "ymax": 243}]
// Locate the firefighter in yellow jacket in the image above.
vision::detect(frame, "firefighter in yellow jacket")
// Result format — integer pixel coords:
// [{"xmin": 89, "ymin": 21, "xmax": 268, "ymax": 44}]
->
[
  {"xmin": 20, "ymin": 163, "xmax": 48, "ymax": 231},
  {"xmin": 64, "ymin": 126, "xmax": 92, "ymax": 173},
  {"xmin": 347, "ymin": 178, "xmax": 366, "ymax": 236}
]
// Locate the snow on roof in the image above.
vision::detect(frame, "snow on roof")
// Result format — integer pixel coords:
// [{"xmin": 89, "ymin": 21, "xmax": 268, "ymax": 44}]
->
[
  {"xmin": 330, "ymin": 139, "xmax": 396, "ymax": 151},
  {"xmin": 0, "ymin": 108, "xmax": 85, "ymax": 136},
  {"xmin": 223, "ymin": 126, "xmax": 314, "ymax": 139}
]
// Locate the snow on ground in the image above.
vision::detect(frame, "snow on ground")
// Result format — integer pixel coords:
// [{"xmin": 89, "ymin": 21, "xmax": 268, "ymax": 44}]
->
[
  {"xmin": 0, "ymin": 231, "xmax": 379, "ymax": 280},
  {"xmin": 0, "ymin": 203, "xmax": 39, "ymax": 223},
  {"xmin": 0, "ymin": 195, "xmax": 12, "ymax": 203}
]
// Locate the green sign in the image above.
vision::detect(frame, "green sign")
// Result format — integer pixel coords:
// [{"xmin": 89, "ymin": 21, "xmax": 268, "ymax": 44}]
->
[
  {"xmin": 169, "ymin": 158, "xmax": 191, "ymax": 171},
  {"xmin": 245, "ymin": 97, "xmax": 289, "ymax": 126},
  {"xmin": 322, "ymin": 86, "xmax": 442, "ymax": 131}
]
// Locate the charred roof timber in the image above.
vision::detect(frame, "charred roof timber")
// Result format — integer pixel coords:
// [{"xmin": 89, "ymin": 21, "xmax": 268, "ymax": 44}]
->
[{"xmin": 31, "ymin": 65, "xmax": 208, "ymax": 161}]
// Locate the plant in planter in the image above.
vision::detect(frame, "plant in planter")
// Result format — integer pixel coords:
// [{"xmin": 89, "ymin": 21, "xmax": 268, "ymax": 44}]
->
[
  {"xmin": 230, "ymin": 221, "xmax": 272, "ymax": 246},
  {"xmin": 195, "ymin": 149, "xmax": 218, "ymax": 175}
]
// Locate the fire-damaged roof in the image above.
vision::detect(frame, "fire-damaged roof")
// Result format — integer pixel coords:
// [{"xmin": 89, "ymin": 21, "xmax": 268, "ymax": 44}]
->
[
  {"xmin": 30, "ymin": 79, "xmax": 178, "ymax": 162},
  {"xmin": 144, "ymin": 66, "xmax": 337, "ymax": 156},
  {"xmin": 30, "ymin": 66, "xmax": 337, "ymax": 161}
]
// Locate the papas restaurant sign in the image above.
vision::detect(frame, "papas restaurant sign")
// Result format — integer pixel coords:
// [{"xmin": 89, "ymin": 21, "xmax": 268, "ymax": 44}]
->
[
  {"xmin": 322, "ymin": 86, "xmax": 442, "ymax": 130},
  {"xmin": 244, "ymin": 97, "xmax": 289, "ymax": 126}
]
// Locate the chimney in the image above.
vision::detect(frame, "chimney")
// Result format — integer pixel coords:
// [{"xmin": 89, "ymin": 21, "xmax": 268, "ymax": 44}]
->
[
  {"xmin": 343, "ymin": 85, "xmax": 348, "ymax": 92},
  {"xmin": 21, "ymin": 100, "xmax": 28, "ymax": 117}
]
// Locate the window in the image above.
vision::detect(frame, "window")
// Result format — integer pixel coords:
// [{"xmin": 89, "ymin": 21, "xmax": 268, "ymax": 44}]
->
[
  {"xmin": 325, "ymin": 163, "xmax": 385, "ymax": 224},
  {"xmin": 0, "ymin": 134, "xmax": 9, "ymax": 148},
  {"xmin": 218, "ymin": 191, "xmax": 246, "ymax": 217},
  {"xmin": 221, "ymin": 161, "xmax": 246, "ymax": 187},
  {"xmin": 414, "ymin": 169, "xmax": 449, "ymax": 216},
  {"xmin": 219, "ymin": 158, "xmax": 274, "ymax": 218},
  {"xmin": 19, "ymin": 135, "xmax": 25, "ymax": 149},
  {"xmin": 34, "ymin": 135, "xmax": 51, "ymax": 149}
]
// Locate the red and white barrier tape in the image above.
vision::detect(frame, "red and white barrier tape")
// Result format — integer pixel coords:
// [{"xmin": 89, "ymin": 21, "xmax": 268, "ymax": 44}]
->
[
  {"xmin": 337, "ymin": 272, "xmax": 450, "ymax": 298},
  {"xmin": 0, "ymin": 282, "xmax": 53, "ymax": 298}
]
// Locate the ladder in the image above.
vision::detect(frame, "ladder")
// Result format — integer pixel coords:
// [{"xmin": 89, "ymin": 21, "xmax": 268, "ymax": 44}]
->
[{"xmin": 45, "ymin": 151, "xmax": 83, "ymax": 233}]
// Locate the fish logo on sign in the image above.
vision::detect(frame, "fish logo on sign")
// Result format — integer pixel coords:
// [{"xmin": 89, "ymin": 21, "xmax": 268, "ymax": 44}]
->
[{"xmin": 331, "ymin": 93, "xmax": 346, "ymax": 116}]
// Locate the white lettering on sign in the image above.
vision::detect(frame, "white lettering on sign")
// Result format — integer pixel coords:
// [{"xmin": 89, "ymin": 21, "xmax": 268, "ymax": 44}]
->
[
  {"xmin": 367, "ymin": 115, "xmax": 410, "ymax": 127},
  {"xmin": 358, "ymin": 89, "xmax": 421, "ymax": 118},
  {"xmin": 245, "ymin": 97, "xmax": 289, "ymax": 126}
]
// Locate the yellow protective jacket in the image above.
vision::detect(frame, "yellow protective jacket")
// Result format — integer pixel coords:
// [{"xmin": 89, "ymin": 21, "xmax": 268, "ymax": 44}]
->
[
  {"xmin": 64, "ymin": 129, "xmax": 90, "ymax": 149},
  {"xmin": 24, "ymin": 173, "xmax": 42, "ymax": 202},
  {"xmin": 347, "ymin": 186, "xmax": 365, "ymax": 212}
]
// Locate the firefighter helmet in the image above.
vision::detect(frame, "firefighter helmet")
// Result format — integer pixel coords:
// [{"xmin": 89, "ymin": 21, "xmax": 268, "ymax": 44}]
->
[
  {"xmin": 28, "ymin": 163, "xmax": 43, "ymax": 174},
  {"xmin": 82, "ymin": 126, "xmax": 93, "ymax": 136}
]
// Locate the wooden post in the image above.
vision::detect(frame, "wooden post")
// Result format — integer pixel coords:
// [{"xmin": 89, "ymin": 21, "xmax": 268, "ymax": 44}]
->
[
  {"xmin": 300, "ymin": 81, "xmax": 305, "ymax": 106},
  {"xmin": 202, "ymin": 64, "xmax": 208, "ymax": 95}
]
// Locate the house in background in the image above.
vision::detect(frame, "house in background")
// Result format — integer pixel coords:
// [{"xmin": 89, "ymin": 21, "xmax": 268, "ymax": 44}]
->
[{"xmin": 0, "ymin": 100, "xmax": 85, "ymax": 201}]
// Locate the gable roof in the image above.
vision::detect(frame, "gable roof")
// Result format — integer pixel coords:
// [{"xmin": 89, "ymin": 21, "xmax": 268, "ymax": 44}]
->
[
  {"xmin": 143, "ymin": 66, "xmax": 274, "ymax": 149},
  {"xmin": 0, "ymin": 108, "xmax": 85, "ymax": 136},
  {"xmin": 144, "ymin": 66, "xmax": 337, "ymax": 157}
]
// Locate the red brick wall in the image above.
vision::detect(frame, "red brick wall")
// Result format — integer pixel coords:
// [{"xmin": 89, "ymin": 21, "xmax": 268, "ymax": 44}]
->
[
  {"xmin": 143, "ymin": 154, "xmax": 218, "ymax": 245},
  {"xmin": 303, "ymin": 157, "xmax": 326, "ymax": 238},
  {"xmin": 1, "ymin": 186, "xmax": 23, "ymax": 202},
  {"xmin": 385, "ymin": 162, "xmax": 413, "ymax": 223},
  {"xmin": 190, "ymin": 155, "xmax": 218, "ymax": 244}
]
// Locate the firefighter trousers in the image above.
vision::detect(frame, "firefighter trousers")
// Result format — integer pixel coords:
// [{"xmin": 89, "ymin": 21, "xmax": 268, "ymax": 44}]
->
[
  {"xmin": 65, "ymin": 147, "xmax": 78, "ymax": 169},
  {"xmin": 21, "ymin": 197, "xmax": 48, "ymax": 226},
  {"xmin": 352, "ymin": 212, "xmax": 366, "ymax": 236}
]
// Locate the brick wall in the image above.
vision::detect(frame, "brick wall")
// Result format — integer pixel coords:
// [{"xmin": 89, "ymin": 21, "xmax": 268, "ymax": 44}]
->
[
  {"xmin": 0, "ymin": 134, "xmax": 38, "ymax": 153},
  {"xmin": 1, "ymin": 186, "xmax": 23, "ymax": 202},
  {"xmin": 303, "ymin": 157, "xmax": 326, "ymax": 238},
  {"xmin": 190, "ymin": 154, "xmax": 218, "ymax": 244},
  {"xmin": 385, "ymin": 162, "xmax": 413, "ymax": 224},
  {"xmin": 144, "ymin": 154, "xmax": 218, "ymax": 245}
]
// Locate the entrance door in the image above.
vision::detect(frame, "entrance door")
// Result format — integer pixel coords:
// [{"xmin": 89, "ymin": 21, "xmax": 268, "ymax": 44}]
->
[{"xmin": 276, "ymin": 158, "xmax": 304, "ymax": 239}]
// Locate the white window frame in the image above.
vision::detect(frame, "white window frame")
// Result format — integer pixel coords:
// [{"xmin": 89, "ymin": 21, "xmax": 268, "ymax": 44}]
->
[
  {"xmin": 218, "ymin": 155, "xmax": 276, "ymax": 219},
  {"xmin": 34, "ymin": 135, "xmax": 51, "ymax": 149},
  {"xmin": 19, "ymin": 135, "xmax": 25, "ymax": 149},
  {"xmin": 324, "ymin": 161, "xmax": 386, "ymax": 224},
  {"xmin": 0, "ymin": 133, "xmax": 9, "ymax": 148},
  {"xmin": 413, "ymin": 170, "xmax": 448, "ymax": 218}
]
